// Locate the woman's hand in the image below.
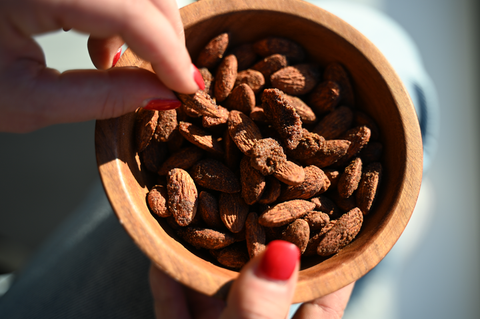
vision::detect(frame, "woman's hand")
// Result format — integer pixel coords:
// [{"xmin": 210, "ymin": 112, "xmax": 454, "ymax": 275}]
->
[
  {"xmin": 0, "ymin": 0, "xmax": 202, "ymax": 133},
  {"xmin": 149, "ymin": 240, "xmax": 354, "ymax": 319}
]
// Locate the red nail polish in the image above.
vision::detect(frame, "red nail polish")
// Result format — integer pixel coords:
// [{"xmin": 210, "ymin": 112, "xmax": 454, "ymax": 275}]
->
[
  {"xmin": 112, "ymin": 47, "xmax": 122, "ymax": 67},
  {"xmin": 192, "ymin": 64, "xmax": 205, "ymax": 91},
  {"xmin": 257, "ymin": 240, "xmax": 300, "ymax": 281},
  {"xmin": 143, "ymin": 99, "xmax": 182, "ymax": 111}
]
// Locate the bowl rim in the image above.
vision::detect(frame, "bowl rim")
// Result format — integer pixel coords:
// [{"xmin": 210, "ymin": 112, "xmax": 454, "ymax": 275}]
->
[{"xmin": 95, "ymin": 0, "xmax": 423, "ymax": 303}]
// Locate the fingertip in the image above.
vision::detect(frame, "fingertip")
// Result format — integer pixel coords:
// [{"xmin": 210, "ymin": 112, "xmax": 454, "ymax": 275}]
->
[
  {"xmin": 87, "ymin": 36, "xmax": 125, "ymax": 70},
  {"xmin": 256, "ymin": 240, "xmax": 301, "ymax": 282}
]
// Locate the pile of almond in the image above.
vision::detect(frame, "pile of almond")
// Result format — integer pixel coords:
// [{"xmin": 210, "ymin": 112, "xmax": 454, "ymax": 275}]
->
[{"xmin": 136, "ymin": 33, "xmax": 383, "ymax": 269}]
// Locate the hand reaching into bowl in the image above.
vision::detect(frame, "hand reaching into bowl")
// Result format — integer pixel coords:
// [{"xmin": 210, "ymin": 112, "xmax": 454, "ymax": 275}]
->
[
  {"xmin": 0, "ymin": 0, "xmax": 203, "ymax": 133},
  {"xmin": 149, "ymin": 240, "xmax": 354, "ymax": 319}
]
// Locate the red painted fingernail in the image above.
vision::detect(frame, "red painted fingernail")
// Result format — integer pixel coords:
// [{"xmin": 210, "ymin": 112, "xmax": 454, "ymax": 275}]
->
[
  {"xmin": 112, "ymin": 47, "xmax": 122, "ymax": 67},
  {"xmin": 192, "ymin": 64, "xmax": 205, "ymax": 91},
  {"xmin": 142, "ymin": 98, "xmax": 182, "ymax": 111},
  {"xmin": 257, "ymin": 240, "xmax": 300, "ymax": 281}
]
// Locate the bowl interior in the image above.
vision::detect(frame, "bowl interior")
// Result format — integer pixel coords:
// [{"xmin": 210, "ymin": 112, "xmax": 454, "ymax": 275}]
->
[{"xmin": 95, "ymin": 0, "xmax": 423, "ymax": 303}]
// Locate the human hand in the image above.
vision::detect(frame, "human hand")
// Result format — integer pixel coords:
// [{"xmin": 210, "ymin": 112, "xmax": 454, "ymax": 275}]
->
[
  {"xmin": 0, "ymin": 0, "xmax": 203, "ymax": 133},
  {"xmin": 149, "ymin": 240, "xmax": 354, "ymax": 319}
]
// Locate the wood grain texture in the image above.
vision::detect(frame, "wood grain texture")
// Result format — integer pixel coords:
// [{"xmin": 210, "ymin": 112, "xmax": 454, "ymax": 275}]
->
[{"xmin": 95, "ymin": 0, "xmax": 423, "ymax": 303}]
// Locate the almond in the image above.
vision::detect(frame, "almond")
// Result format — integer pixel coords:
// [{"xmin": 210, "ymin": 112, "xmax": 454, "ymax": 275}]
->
[
  {"xmin": 219, "ymin": 192, "xmax": 249, "ymax": 233},
  {"xmin": 167, "ymin": 168, "xmax": 198, "ymax": 227},
  {"xmin": 258, "ymin": 199, "xmax": 315, "ymax": 227}
]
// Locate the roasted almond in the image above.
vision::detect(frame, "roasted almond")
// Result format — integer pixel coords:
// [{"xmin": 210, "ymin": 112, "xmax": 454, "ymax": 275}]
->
[
  {"xmin": 190, "ymin": 158, "xmax": 241, "ymax": 193},
  {"xmin": 258, "ymin": 199, "xmax": 315, "ymax": 227},
  {"xmin": 167, "ymin": 168, "xmax": 198, "ymax": 227},
  {"xmin": 317, "ymin": 207, "xmax": 363, "ymax": 256},
  {"xmin": 228, "ymin": 110, "xmax": 263, "ymax": 155},
  {"xmin": 219, "ymin": 192, "xmax": 249, "ymax": 233}
]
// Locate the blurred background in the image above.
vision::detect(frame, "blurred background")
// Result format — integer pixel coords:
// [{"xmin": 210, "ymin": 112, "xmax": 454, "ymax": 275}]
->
[{"xmin": 0, "ymin": 0, "xmax": 478, "ymax": 318}]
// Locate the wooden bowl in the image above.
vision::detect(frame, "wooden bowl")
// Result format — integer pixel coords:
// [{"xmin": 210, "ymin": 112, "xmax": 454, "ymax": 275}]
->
[{"xmin": 95, "ymin": 0, "xmax": 423, "ymax": 303}]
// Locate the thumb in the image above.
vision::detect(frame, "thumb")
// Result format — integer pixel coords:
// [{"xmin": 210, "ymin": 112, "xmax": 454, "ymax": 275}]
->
[
  {"xmin": 0, "ymin": 61, "xmax": 181, "ymax": 133},
  {"xmin": 220, "ymin": 240, "xmax": 300, "ymax": 319}
]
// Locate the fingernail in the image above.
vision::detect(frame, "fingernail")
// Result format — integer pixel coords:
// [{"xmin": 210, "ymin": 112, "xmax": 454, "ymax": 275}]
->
[
  {"xmin": 257, "ymin": 240, "xmax": 300, "ymax": 281},
  {"xmin": 142, "ymin": 98, "xmax": 182, "ymax": 111},
  {"xmin": 112, "ymin": 47, "xmax": 122, "ymax": 67},
  {"xmin": 192, "ymin": 64, "xmax": 205, "ymax": 91}
]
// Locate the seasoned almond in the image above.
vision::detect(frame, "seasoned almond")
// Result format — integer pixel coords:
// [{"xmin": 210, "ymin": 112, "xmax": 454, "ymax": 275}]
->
[
  {"xmin": 214, "ymin": 54, "xmax": 238, "ymax": 102},
  {"xmin": 147, "ymin": 185, "xmax": 170, "ymax": 218},
  {"xmin": 303, "ymin": 139, "xmax": 351, "ymax": 168},
  {"xmin": 312, "ymin": 106, "xmax": 354, "ymax": 140},
  {"xmin": 224, "ymin": 83, "xmax": 256, "ymax": 114},
  {"xmin": 178, "ymin": 227, "xmax": 236, "ymax": 249},
  {"xmin": 258, "ymin": 176, "xmax": 282, "ymax": 204},
  {"xmin": 190, "ymin": 158, "xmax": 241, "ymax": 193},
  {"xmin": 235, "ymin": 69, "xmax": 265, "ymax": 94},
  {"xmin": 134, "ymin": 108, "xmax": 158, "ymax": 152},
  {"xmin": 252, "ymin": 53, "xmax": 288, "ymax": 80},
  {"xmin": 245, "ymin": 212, "xmax": 266, "ymax": 258},
  {"xmin": 250, "ymin": 138, "xmax": 287, "ymax": 175},
  {"xmin": 281, "ymin": 219, "xmax": 310, "ymax": 254},
  {"xmin": 337, "ymin": 125, "xmax": 371, "ymax": 166},
  {"xmin": 303, "ymin": 211, "xmax": 330, "ymax": 231},
  {"xmin": 154, "ymin": 109, "xmax": 178, "ymax": 142},
  {"xmin": 273, "ymin": 160, "xmax": 305, "ymax": 186},
  {"xmin": 202, "ymin": 105, "xmax": 229, "ymax": 129},
  {"xmin": 249, "ymin": 106, "xmax": 268, "ymax": 123},
  {"xmin": 177, "ymin": 90, "xmax": 222, "ymax": 118},
  {"xmin": 288, "ymin": 128, "xmax": 325, "ymax": 160},
  {"xmin": 240, "ymin": 156, "xmax": 266, "ymax": 205},
  {"xmin": 196, "ymin": 32, "xmax": 229, "ymax": 69},
  {"xmin": 214, "ymin": 243, "xmax": 250, "ymax": 269},
  {"xmin": 167, "ymin": 168, "xmax": 198, "ymax": 227},
  {"xmin": 178, "ymin": 121, "xmax": 224, "ymax": 156},
  {"xmin": 258, "ymin": 199, "xmax": 315, "ymax": 227},
  {"xmin": 199, "ymin": 67, "xmax": 215, "ymax": 96},
  {"xmin": 317, "ymin": 207, "xmax": 363, "ymax": 256},
  {"xmin": 303, "ymin": 220, "xmax": 336, "ymax": 256},
  {"xmin": 219, "ymin": 192, "xmax": 249, "ymax": 233},
  {"xmin": 338, "ymin": 157, "xmax": 363, "ymax": 198},
  {"xmin": 279, "ymin": 165, "xmax": 327, "ymax": 201},
  {"xmin": 356, "ymin": 162, "xmax": 382, "ymax": 215},
  {"xmin": 271, "ymin": 64, "xmax": 320, "ymax": 96},
  {"xmin": 285, "ymin": 94, "xmax": 317, "ymax": 124},
  {"xmin": 198, "ymin": 191, "xmax": 224, "ymax": 229},
  {"xmin": 262, "ymin": 88, "xmax": 303, "ymax": 150},
  {"xmin": 228, "ymin": 110, "xmax": 263, "ymax": 155},
  {"xmin": 158, "ymin": 145, "xmax": 204, "ymax": 176},
  {"xmin": 323, "ymin": 62, "xmax": 355, "ymax": 106},
  {"xmin": 308, "ymin": 80, "xmax": 341, "ymax": 114}
]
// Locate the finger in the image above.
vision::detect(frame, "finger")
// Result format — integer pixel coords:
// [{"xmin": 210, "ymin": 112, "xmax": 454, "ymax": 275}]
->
[
  {"xmin": 0, "ymin": 61, "xmax": 181, "ymax": 133},
  {"xmin": 149, "ymin": 264, "xmax": 192, "ymax": 319},
  {"xmin": 150, "ymin": 0, "xmax": 186, "ymax": 43},
  {"xmin": 220, "ymin": 240, "xmax": 300, "ymax": 319},
  {"xmin": 292, "ymin": 282, "xmax": 355, "ymax": 319},
  {"xmin": 87, "ymin": 35, "xmax": 125, "ymax": 69},
  {"xmin": 5, "ymin": 0, "xmax": 200, "ymax": 94},
  {"xmin": 185, "ymin": 288, "xmax": 225, "ymax": 319}
]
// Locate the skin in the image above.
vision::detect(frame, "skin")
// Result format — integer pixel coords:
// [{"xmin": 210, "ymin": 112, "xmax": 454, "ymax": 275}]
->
[
  {"xmin": 150, "ymin": 248, "xmax": 354, "ymax": 319},
  {"xmin": 0, "ymin": 0, "xmax": 198, "ymax": 132}
]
